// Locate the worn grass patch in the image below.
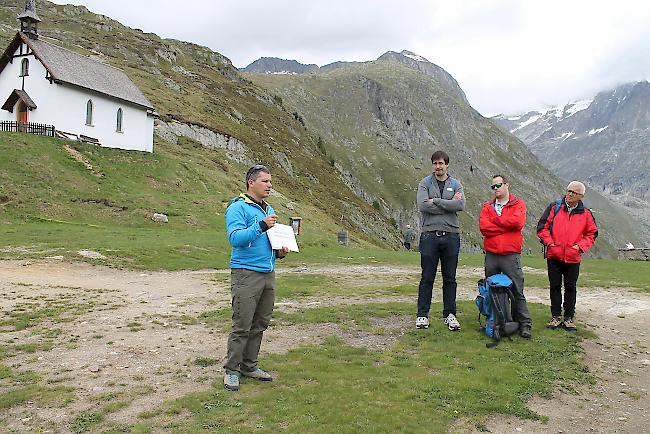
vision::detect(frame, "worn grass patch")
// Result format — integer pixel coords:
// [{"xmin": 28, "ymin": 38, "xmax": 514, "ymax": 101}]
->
[
  {"xmin": 0, "ymin": 292, "xmax": 106, "ymax": 332},
  {"xmin": 133, "ymin": 301, "xmax": 592, "ymax": 433}
]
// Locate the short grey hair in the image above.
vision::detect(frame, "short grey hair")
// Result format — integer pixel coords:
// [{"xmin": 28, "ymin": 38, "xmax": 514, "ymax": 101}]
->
[{"xmin": 566, "ymin": 181, "xmax": 586, "ymax": 195}]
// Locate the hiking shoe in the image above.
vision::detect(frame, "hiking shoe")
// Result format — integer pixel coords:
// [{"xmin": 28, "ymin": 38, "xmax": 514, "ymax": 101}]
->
[
  {"xmin": 563, "ymin": 318, "xmax": 577, "ymax": 332},
  {"xmin": 520, "ymin": 325, "xmax": 532, "ymax": 339},
  {"xmin": 416, "ymin": 316, "xmax": 430, "ymax": 329},
  {"xmin": 224, "ymin": 371, "xmax": 240, "ymax": 391},
  {"xmin": 241, "ymin": 368, "xmax": 273, "ymax": 382},
  {"xmin": 546, "ymin": 316, "xmax": 563, "ymax": 329},
  {"xmin": 444, "ymin": 313, "xmax": 461, "ymax": 331}
]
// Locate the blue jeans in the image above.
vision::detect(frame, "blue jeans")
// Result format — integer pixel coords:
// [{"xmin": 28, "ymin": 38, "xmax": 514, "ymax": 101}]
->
[{"xmin": 417, "ymin": 232, "xmax": 460, "ymax": 318}]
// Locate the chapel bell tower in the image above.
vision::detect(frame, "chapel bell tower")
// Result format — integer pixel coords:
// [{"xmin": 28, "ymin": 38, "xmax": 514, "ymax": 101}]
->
[{"xmin": 18, "ymin": 0, "xmax": 41, "ymax": 40}]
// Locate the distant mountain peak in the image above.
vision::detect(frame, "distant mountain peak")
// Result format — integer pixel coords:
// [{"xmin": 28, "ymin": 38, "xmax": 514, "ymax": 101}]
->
[
  {"xmin": 377, "ymin": 50, "xmax": 430, "ymax": 63},
  {"xmin": 241, "ymin": 57, "xmax": 318, "ymax": 74}
]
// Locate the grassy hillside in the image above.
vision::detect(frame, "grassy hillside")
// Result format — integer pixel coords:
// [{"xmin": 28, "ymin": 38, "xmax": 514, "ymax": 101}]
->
[
  {"xmin": 0, "ymin": 0, "xmax": 403, "ymax": 249},
  {"xmin": 0, "ymin": 132, "xmax": 397, "ymax": 269}
]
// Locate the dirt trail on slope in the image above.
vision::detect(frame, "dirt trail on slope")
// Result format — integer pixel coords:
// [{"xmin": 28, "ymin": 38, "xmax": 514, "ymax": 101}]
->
[{"xmin": 0, "ymin": 260, "xmax": 648, "ymax": 433}]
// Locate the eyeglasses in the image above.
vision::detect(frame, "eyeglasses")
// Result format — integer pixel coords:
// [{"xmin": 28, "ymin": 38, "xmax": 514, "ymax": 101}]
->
[
  {"xmin": 245, "ymin": 164, "xmax": 269, "ymax": 181},
  {"xmin": 566, "ymin": 189, "xmax": 583, "ymax": 196},
  {"xmin": 490, "ymin": 182, "xmax": 504, "ymax": 190}
]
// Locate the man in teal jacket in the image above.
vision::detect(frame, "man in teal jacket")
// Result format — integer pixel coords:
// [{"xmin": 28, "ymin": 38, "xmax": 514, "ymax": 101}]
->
[{"xmin": 223, "ymin": 165, "xmax": 289, "ymax": 391}]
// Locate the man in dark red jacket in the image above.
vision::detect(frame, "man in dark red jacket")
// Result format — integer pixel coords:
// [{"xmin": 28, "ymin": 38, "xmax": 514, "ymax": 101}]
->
[
  {"xmin": 479, "ymin": 175, "xmax": 532, "ymax": 338},
  {"xmin": 537, "ymin": 181, "xmax": 598, "ymax": 331}
]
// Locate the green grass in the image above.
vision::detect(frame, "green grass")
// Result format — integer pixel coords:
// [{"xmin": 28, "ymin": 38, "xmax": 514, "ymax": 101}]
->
[
  {"xmin": 0, "ymin": 293, "xmax": 103, "ymax": 332},
  {"xmin": 194, "ymin": 357, "xmax": 219, "ymax": 367},
  {"xmin": 271, "ymin": 273, "xmax": 418, "ymax": 299},
  {"xmin": 0, "ymin": 364, "xmax": 74, "ymax": 410},
  {"xmin": 0, "ymin": 132, "xmax": 399, "ymax": 269},
  {"xmin": 134, "ymin": 301, "xmax": 592, "ymax": 433}
]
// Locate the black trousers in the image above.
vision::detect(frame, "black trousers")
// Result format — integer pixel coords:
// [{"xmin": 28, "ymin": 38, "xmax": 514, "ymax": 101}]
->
[
  {"xmin": 547, "ymin": 259, "xmax": 580, "ymax": 319},
  {"xmin": 417, "ymin": 232, "xmax": 460, "ymax": 318},
  {"xmin": 484, "ymin": 252, "xmax": 532, "ymax": 327}
]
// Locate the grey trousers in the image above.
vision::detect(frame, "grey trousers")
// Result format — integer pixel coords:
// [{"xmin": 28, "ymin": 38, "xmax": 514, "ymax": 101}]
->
[
  {"xmin": 224, "ymin": 268, "xmax": 275, "ymax": 374},
  {"xmin": 484, "ymin": 252, "xmax": 532, "ymax": 327}
]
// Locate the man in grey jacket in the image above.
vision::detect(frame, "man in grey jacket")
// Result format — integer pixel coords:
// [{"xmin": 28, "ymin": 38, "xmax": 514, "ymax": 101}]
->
[{"xmin": 416, "ymin": 150, "xmax": 465, "ymax": 331}]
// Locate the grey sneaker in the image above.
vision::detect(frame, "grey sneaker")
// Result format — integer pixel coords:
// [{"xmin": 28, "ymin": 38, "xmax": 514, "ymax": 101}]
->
[
  {"xmin": 241, "ymin": 368, "xmax": 273, "ymax": 382},
  {"xmin": 444, "ymin": 313, "xmax": 461, "ymax": 331},
  {"xmin": 563, "ymin": 318, "xmax": 577, "ymax": 332},
  {"xmin": 224, "ymin": 371, "xmax": 240, "ymax": 391},
  {"xmin": 546, "ymin": 316, "xmax": 563, "ymax": 329},
  {"xmin": 416, "ymin": 316, "xmax": 430, "ymax": 329}
]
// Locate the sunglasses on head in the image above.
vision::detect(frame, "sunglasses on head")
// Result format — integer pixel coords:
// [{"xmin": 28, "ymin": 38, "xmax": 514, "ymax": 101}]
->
[
  {"xmin": 566, "ymin": 189, "xmax": 583, "ymax": 196},
  {"xmin": 246, "ymin": 164, "xmax": 268, "ymax": 180},
  {"xmin": 490, "ymin": 182, "xmax": 504, "ymax": 190}
]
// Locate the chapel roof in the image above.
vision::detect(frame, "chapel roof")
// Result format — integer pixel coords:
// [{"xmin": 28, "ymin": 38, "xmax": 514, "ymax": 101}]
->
[{"xmin": 0, "ymin": 32, "xmax": 154, "ymax": 110}]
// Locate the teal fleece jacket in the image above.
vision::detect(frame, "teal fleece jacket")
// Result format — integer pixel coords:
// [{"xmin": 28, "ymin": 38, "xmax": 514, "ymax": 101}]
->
[{"xmin": 225, "ymin": 193, "xmax": 276, "ymax": 272}]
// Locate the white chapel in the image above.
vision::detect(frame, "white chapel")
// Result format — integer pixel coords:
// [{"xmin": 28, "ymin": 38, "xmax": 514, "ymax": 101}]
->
[{"xmin": 0, "ymin": 0, "xmax": 155, "ymax": 152}]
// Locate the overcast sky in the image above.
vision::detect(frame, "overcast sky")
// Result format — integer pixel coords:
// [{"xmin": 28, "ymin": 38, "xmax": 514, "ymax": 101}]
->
[{"xmin": 48, "ymin": 0, "xmax": 650, "ymax": 116}]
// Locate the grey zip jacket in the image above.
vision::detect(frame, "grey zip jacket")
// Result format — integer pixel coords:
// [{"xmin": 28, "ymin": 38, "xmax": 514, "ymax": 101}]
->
[{"xmin": 417, "ymin": 175, "xmax": 465, "ymax": 233}]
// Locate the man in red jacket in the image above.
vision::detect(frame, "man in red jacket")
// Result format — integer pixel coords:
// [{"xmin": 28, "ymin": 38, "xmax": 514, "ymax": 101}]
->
[
  {"xmin": 479, "ymin": 175, "xmax": 532, "ymax": 338},
  {"xmin": 537, "ymin": 181, "xmax": 598, "ymax": 332}
]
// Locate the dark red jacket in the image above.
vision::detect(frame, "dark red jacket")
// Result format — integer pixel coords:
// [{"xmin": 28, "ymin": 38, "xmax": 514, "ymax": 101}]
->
[
  {"xmin": 536, "ymin": 199, "xmax": 598, "ymax": 263},
  {"xmin": 480, "ymin": 194, "xmax": 526, "ymax": 255}
]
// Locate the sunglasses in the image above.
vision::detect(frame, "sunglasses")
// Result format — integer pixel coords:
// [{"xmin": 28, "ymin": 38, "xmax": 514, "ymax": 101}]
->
[
  {"xmin": 566, "ymin": 189, "xmax": 583, "ymax": 196},
  {"xmin": 246, "ymin": 164, "xmax": 269, "ymax": 181},
  {"xmin": 490, "ymin": 182, "xmax": 504, "ymax": 190}
]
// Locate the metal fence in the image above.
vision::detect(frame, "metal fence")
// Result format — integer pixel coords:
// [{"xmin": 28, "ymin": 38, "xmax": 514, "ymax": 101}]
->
[{"xmin": 0, "ymin": 121, "xmax": 55, "ymax": 137}]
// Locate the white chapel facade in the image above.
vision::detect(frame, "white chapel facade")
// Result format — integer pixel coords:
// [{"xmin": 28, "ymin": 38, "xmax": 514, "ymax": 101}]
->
[{"xmin": 0, "ymin": 0, "xmax": 155, "ymax": 152}]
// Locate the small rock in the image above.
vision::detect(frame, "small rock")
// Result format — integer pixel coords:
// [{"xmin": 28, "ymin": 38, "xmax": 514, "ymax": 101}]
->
[
  {"xmin": 89, "ymin": 365, "xmax": 100, "ymax": 373},
  {"xmin": 78, "ymin": 250, "xmax": 106, "ymax": 259},
  {"xmin": 152, "ymin": 213, "xmax": 169, "ymax": 223},
  {"xmin": 640, "ymin": 359, "xmax": 650, "ymax": 366}
]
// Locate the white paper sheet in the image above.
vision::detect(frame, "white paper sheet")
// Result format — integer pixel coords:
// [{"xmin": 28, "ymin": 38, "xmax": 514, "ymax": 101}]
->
[{"xmin": 266, "ymin": 223, "xmax": 300, "ymax": 252}]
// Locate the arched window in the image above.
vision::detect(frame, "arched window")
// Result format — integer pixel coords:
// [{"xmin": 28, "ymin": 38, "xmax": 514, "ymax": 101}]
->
[
  {"xmin": 116, "ymin": 108, "xmax": 123, "ymax": 132},
  {"xmin": 85, "ymin": 99, "xmax": 93, "ymax": 125},
  {"xmin": 20, "ymin": 58, "xmax": 29, "ymax": 77}
]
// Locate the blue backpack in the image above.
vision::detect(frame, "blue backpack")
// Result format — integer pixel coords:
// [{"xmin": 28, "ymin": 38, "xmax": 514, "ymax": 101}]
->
[{"xmin": 475, "ymin": 273, "xmax": 520, "ymax": 347}]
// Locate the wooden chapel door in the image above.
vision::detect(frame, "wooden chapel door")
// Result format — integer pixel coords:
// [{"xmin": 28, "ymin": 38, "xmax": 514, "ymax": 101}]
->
[{"xmin": 17, "ymin": 101, "xmax": 28, "ymax": 132}]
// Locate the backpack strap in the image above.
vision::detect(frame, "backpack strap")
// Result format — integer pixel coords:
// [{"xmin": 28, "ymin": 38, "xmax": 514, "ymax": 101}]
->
[{"xmin": 549, "ymin": 198, "xmax": 563, "ymax": 235}]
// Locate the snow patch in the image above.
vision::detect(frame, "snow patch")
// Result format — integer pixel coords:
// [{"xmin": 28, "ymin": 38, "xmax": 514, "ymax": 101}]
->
[
  {"xmin": 565, "ymin": 99, "xmax": 592, "ymax": 116},
  {"xmin": 507, "ymin": 115, "xmax": 522, "ymax": 121},
  {"xmin": 402, "ymin": 52, "xmax": 428, "ymax": 62},
  {"xmin": 560, "ymin": 132, "xmax": 574, "ymax": 141},
  {"xmin": 588, "ymin": 126, "xmax": 608, "ymax": 135},
  {"xmin": 269, "ymin": 71, "xmax": 298, "ymax": 75},
  {"xmin": 511, "ymin": 114, "xmax": 541, "ymax": 132},
  {"xmin": 546, "ymin": 105, "xmax": 565, "ymax": 118}
]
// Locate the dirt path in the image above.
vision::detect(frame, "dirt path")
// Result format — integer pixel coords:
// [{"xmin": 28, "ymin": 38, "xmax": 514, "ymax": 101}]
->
[{"xmin": 0, "ymin": 260, "xmax": 648, "ymax": 433}]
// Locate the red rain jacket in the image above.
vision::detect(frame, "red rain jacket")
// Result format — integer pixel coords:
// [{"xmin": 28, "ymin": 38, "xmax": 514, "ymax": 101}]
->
[
  {"xmin": 479, "ymin": 194, "xmax": 526, "ymax": 255},
  {"xmin": 536, "ymin": 199, "xmax": 598, "ymax": 263}
]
